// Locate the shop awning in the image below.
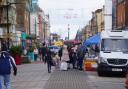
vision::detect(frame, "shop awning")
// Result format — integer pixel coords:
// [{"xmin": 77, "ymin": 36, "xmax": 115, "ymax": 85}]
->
[{"xmin": 83, "ymin": 33, "xmax": 100, "ymax": 46}]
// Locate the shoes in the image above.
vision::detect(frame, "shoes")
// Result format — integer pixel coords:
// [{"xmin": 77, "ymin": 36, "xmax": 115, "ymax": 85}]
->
[
  {"xmin": 48, "ymin": 71, "xmax": 51, "ymax": 73},
  {"xmin": 79, "ymin": 68, "xmax": 83, "ymax": 71},
  {"xmin": 68, "ymin": 67, "xmax": 70, "ymax": 69},
  {"xmin": 73, "ymin": 67, "xmax": 77, "ymax": 69}
]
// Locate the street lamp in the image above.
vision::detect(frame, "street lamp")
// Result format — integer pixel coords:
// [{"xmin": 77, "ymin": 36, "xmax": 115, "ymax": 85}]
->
[
  {"xmin": 68, "ymin": 24, "xmax": 70, "ymax": 40},
  {"xmin": 35, "ymin": 17, "xmax": 37, "ymax": 38}
]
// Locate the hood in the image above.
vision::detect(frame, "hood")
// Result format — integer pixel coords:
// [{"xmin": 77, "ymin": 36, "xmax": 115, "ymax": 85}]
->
[{"xmin": 100, "ymin": 51, "xmax": 128, "ymax": 59}]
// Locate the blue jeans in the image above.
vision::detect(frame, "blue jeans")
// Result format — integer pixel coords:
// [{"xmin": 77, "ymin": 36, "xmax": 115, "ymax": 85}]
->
[
  {"xmin": 34, "ymin": 54, "xmax": 38, "ymax": 61},
  {"xmin": 0, "ymin": 74, "xmax": 11, "ymax": 89},
  {"xmin": 77, "ymin": 60, "xmax": 83, "ymax": 70}
]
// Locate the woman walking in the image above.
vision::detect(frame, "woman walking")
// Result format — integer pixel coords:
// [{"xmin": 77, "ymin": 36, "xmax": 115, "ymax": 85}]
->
[{"xmin": 34, "ymin": 47, "xmax": 38, "ymax": 61}]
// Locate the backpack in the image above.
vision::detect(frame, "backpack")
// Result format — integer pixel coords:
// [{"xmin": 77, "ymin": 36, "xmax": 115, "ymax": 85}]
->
[{"xmin": 0, "ymin": 52, "xmax": 12, "ymax": 75}]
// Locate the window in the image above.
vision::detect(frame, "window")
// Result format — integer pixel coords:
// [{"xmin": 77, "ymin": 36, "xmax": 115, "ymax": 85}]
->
[
  {"xmin": 101, "ymin": 39, "xmax": 128, "ymax": 52},
  {"xmin": 117, "ymin": 0, "xmax": 124, "ymax": 4}
]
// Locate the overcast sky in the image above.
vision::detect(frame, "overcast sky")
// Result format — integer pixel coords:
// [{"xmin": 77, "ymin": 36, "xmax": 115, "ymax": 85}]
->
[{"xmin": 38, "ymin": 0, "xmax": 105, "ymax": 39}]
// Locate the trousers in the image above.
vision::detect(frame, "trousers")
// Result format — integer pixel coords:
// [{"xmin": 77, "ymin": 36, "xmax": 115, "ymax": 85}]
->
[{"xmin": 0, "ymin": 74, "xmax": 11, "ymax": 89}]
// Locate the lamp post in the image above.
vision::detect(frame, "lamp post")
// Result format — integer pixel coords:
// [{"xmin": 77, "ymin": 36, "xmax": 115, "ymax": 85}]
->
[
  {"xmin": 68, "ymin": 24, "xmax": 70, "ymax": 40},
  {"xmin": 35, "ymin": 17, "xmax": 37, "ymax": 38}
]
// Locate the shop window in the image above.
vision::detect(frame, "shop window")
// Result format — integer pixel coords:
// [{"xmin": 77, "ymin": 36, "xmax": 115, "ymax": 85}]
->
[{"xmin": 117, "ymin": 0, "xmax": 124, "ymax": 4}]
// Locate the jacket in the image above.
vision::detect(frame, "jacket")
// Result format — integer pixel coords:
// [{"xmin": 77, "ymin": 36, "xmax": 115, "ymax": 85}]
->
[{"xmin": 0, "ymin": 51, "xmax": 17, "ymax": 75}]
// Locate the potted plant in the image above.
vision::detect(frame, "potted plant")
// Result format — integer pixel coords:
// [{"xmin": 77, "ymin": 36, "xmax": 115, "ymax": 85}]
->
[{"xmin": 10, "ymin": 45, "xmax": 22, "ymax": 65}]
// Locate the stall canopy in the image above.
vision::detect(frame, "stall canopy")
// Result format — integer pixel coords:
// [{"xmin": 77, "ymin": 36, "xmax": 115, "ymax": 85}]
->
[{"xmin": 83, "ymin": 33, "xmax": 100, "ymax": 46}]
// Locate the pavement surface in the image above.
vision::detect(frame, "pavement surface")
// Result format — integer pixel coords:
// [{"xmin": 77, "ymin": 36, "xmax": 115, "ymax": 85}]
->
[
  {"xmin": 44, "ymin": 69, "xmax": 88, "ymax": 89},
  {"xmin": 11, "ymin": 62, "xmax": 51, "ymax": 89},
  {"xmin": 11, "ymin": 62, "xmax": 90, "ymax": 89},
  {"xmin": 11, "ymin": 46, "xmax": 125, "ymax": 89}
]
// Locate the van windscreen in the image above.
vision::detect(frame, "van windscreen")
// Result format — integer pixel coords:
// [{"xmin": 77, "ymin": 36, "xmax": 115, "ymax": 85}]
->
[{"xmin": 101, "ymin": 39, "xmax": 128, "ymax": 52}]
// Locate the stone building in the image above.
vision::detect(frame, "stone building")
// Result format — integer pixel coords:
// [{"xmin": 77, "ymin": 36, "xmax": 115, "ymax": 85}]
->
[{"xmin": 0, "ymin": 0, "xmax": 17, "ymax": 49}]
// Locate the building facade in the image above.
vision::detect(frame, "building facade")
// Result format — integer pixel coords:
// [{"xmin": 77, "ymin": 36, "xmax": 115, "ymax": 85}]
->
[
  {"xmin": 95, "ymin": 8, "xmax": 104, "ymax": 33},
  {"xmin": 0, "ymin": 0, "xmax": 17, "ymax": 49},
  {"xmin": 16, "ymin": 0, "xmax": 32, "ymax": 45},
  {"xmin": 112, "ymin": 0, "xmax": 128, "ymax": 29},
  {"xmin": 81, "ymin": 6, "xmax": 104, "ymax": 42}
]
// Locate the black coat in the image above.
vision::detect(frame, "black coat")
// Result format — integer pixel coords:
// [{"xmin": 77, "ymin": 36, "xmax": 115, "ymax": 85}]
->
[
  {"xmin": 41, "ymin": 46, "xmax": 47, "ymax": 55},
  {"xmin": 45, "ymin": 50, "xmax": 52, "ymax": 62},
  {"xmin": 58, "ymin": 48, "xmax": 63, "ymax": 57}
]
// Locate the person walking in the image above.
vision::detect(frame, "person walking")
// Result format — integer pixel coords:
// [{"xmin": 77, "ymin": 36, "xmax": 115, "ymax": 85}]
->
[
  {"xmin": 94, "ymin": 45, "xmax": 100, "ymax": 57},
  {"xmin": 45, "ymin": 48, "xmax": 53, "ymax": 73},
  {"xmin": 67, "ymin": 46, "xmax": 72, "ymax": 69},
  {"xmin": 38, "ymin": 45, "xmax": 42, "ymax": 61},
  {"xmin": 34, "ymin": 47, "xmax": 39, "ymax": 61},
  {"xmin": 77, "ymin": 49, "xmax": 85, "ymax": 70},
  {"xmin": 58, "ymin": 47, "xmax": 63, "ymax": 61},
  {"xmin": 72, "ymin": 52, "xmax": 77, "ymax": 69},
  {"xmin": 71, "ymin": 45, "xmax": 78, "ymax": 69},
  {"xmin": 41, "ymin": 43, "xmax": 47, "ymax": 63},
  {"xmin": 0, "ymin": 51, "xmax": 17, "ymax": 89}
]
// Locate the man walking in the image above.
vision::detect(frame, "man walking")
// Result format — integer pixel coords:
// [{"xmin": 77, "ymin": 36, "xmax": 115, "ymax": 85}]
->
[
  {"xmin": 45, "ymin": 48, "xmax": 53, "ymax": 73},
  {"xmin": 41, "ymin": 43, "xmax": 47, "ymax": 63},
  {"xmin": 0, "ymin": 50, "xmax": 17, "ymax": 89},
  {"xmin": 58, "ymin": 47, "xmax": 63, "ymax": 61}
]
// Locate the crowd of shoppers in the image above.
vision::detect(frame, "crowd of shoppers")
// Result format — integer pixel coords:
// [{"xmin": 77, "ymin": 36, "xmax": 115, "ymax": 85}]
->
[
  {"xmin": 67, "ymin": 44, "xmax": 86, "ymax": 70},
  {"xmin": 39, "ymin": 42, "xmax": 98, "ymax": 72},
  {"xmin": 38, "ymin": 43, "xmax": 63, "ymax": 73}
]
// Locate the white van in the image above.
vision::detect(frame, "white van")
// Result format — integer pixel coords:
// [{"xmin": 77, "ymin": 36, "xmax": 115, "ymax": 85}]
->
[{"xmin": 97, "ymin": 30, "xmax": 128, "ymax": 76}]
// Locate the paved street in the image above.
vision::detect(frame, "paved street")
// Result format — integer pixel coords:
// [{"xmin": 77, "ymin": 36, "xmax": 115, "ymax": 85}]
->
[
  {"xmin": 11, "ymin": 62, "xmax": 51, "ymax": 89},
  {"xmin": 11, "ymin": 62, "xmax": 126, "ymax": 89},
  {"xmin": 11, "ymin": 62, "xmax": 88, "ymax": 89},
  {"xmin": 86, "ymin": 72, "xmax": 125, "ymax": 89},
  {"xmin": 44, "ymin": 69, "xmax": 88, "ymax": 89}
]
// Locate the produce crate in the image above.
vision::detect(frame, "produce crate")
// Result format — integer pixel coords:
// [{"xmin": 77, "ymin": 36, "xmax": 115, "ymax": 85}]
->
[{"xmin": 84, "ymin": 58, "xmax": 98, "ymax": 71}]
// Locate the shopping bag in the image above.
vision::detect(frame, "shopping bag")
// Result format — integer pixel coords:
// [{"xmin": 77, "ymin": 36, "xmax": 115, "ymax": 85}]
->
[{"xmin": 60, "ymin": 61, "xmax": 68, "ymax": 71}]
